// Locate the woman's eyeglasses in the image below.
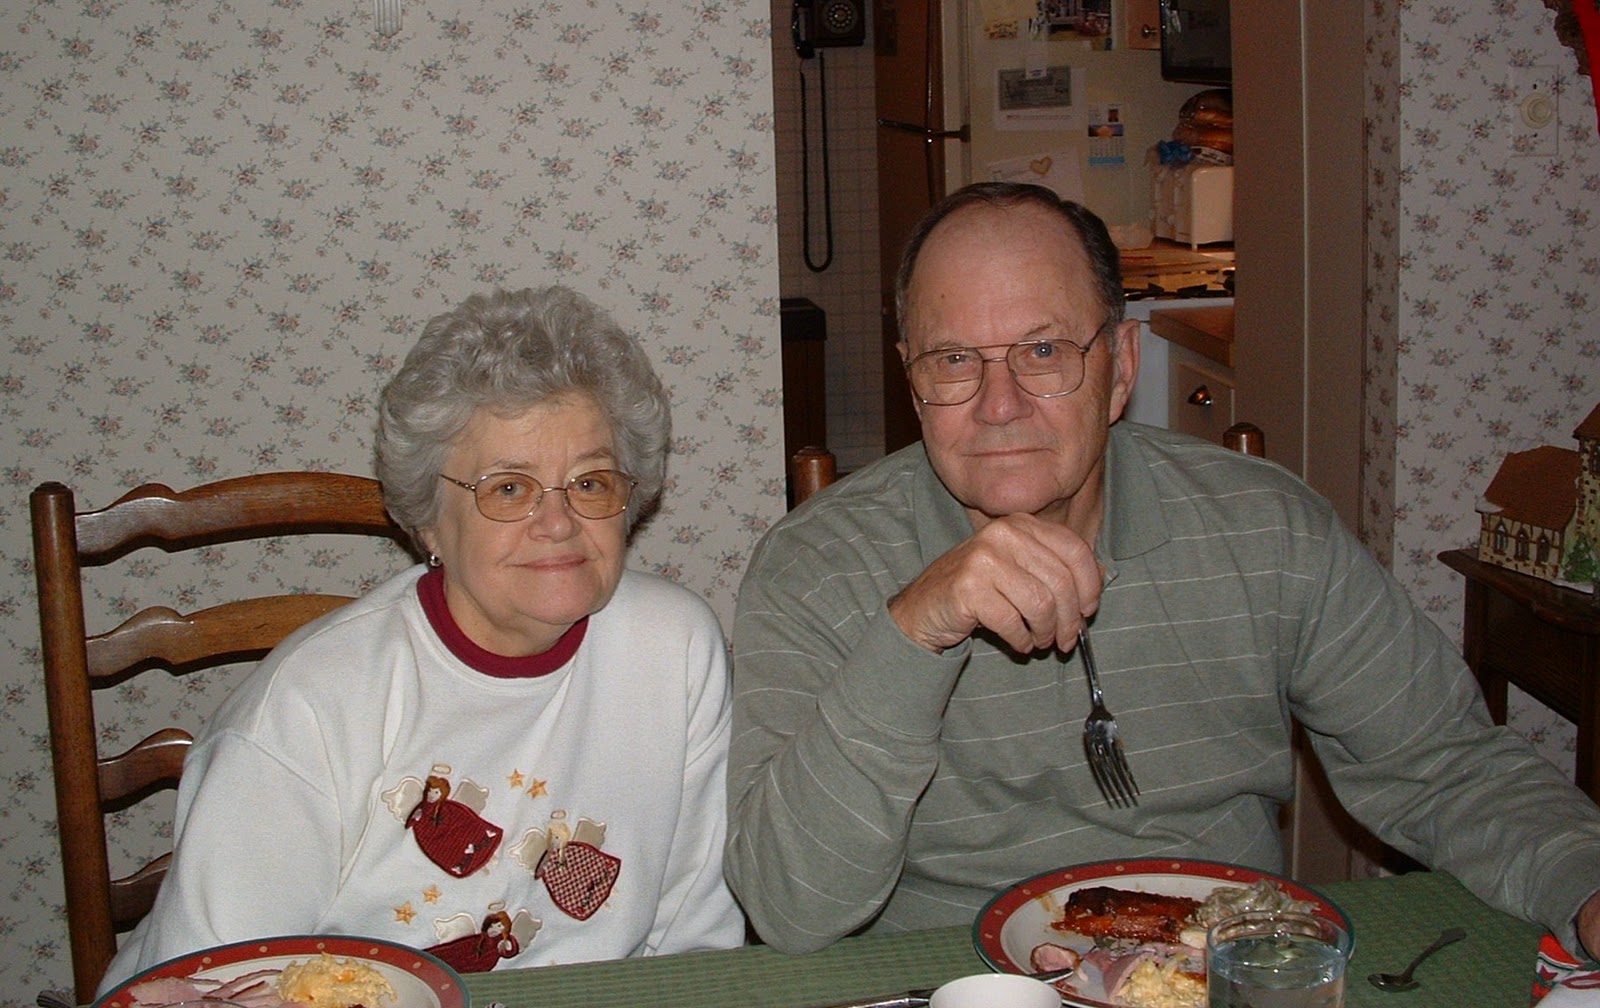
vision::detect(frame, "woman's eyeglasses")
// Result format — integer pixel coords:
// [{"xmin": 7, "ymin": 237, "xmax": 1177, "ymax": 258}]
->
[{"xmin": 438, "ymin": 469, "xmax": 637, "ymax": 521}]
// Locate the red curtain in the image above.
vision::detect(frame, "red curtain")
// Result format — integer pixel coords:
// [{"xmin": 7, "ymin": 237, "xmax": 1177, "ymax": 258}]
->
[{"xmin": 1582, "ymin": 1, "xmax": 1600, "ymax": 132}]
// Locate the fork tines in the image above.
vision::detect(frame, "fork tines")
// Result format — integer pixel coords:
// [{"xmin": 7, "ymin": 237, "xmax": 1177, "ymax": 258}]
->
[
  {"xmin": 1086, "ymin": 729, "xmax": 1139, "ymax": 808},
  {"xmin": 1078, "ymin": 629, "xmax": 1140, "ymax": 807}
]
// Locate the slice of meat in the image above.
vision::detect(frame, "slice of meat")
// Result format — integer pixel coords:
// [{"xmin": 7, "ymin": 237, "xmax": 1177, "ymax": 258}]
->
[
  {"xmin": 1029, "ymin": 941, "xmax": 1082, "ymax": 974},
  {"xmin": 1098, "ymin": 947, "xmax": 1162, "ymax": 997},
  {"xmin": 127, "ymin": 968, "xmax": 289, "ymax": 1008},
  {"xmin": 205, "ymin": 980, "xmax": 282, "ymax": 1008},
  {"xmin": 1086, "ymin": 942, "xmax": 1205, "ymax": 1005},
  {"xmin": 1051, "ymin": 886, "xmax": 1203, "ymax": 943},
  {"xmin": 207, "ymin": 969, "xmax": 282, "ymax": 1001},
  {"xmin": 128, "ymin": 977, "xmax": 212, "ymax": 1007}
]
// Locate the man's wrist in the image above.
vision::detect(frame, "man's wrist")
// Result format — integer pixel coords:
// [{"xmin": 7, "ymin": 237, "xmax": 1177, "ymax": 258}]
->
[
  {"xmin": 1575, "ymin": 889, "xmax": 1600, "ymax": 960},
  {"xmin": 885, "ymin": 589, "xmax": 949, "ymax": 654}
]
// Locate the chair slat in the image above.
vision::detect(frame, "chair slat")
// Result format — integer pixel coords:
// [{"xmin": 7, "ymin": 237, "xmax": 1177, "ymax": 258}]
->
[
  {"xmin": 97, "ymin": 728, "xmax": 191, "ymax": 806},
  {"xmin": 75, "ymin": 472, "xmax": 401, "ymax": 559},
  {"xmin": 108, "ymin": 854, "xmax": 171, "ymax": 932},
  {"xmin": 86, "ymin": 596, "xmax": 356, "ymax": 680}
]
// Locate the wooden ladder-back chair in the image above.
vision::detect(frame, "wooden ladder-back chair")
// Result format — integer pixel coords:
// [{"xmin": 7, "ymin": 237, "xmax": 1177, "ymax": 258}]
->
[
  {"xmin": 31, "ymin": 473, "xmax": 411, "ymax": 1003},
  {"xmin": 1223, "ymin": 421, "xmax": 1265, "ymax": 457},
  {"xmin": 788, "ymin": 445, "xmax": 838, "ymax": 506}
]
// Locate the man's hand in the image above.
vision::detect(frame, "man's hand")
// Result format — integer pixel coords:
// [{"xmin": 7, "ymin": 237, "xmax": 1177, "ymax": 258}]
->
[
  {"xmin": 887, "ymin": 513, "xmax": 1102, "ymax": 655},
  {"xmin": 1578, "ymin": 889, "xmax": 1600, "ymax": 960}
]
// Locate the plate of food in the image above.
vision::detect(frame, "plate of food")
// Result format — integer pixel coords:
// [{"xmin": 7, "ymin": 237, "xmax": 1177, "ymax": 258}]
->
[
  {"xmin": 974, "ymin": 858, "xmax": 1352, "ymax": 1008},
  {"xmin": 93, "ymin": 935, "xmax": 468, "ymax": 1008}
]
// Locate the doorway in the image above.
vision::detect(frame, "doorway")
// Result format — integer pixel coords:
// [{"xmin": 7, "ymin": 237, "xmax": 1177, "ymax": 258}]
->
[
  {"xmin": 771, "ymin": 0, "xmax": 887, "ymax": 472},
  {"xmin": 871, "ymin": 0, "xmax": 948, "ymax": 453}
]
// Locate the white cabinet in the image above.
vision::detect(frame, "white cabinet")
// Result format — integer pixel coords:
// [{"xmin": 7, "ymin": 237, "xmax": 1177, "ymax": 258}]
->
[
  {"xmin": 1168, "ymin": 345, "xmax": 1235, "ymax": 445},
  {"xmin": 1143, "ymin": 303, "xmax": 1236, "ymax": 443},
  {"xmin": 1123, "ymin": 295, "xmax": 1235, "ymax": 430}
]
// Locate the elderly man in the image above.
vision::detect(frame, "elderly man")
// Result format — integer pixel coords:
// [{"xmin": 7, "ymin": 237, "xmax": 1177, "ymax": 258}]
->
[{"xmin": 726, "ymin": 181, "xmax": 1600, "ymax": 958}]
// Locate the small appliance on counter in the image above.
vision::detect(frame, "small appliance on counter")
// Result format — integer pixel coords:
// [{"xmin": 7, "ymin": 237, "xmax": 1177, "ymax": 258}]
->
[
  {"xmin": 1151, "ymin": 89, "xmax": 1234, "ymax": 249},
  {"xmin": 1151, "ymin": 163, "xmax": 1233, "ymax": 248}
]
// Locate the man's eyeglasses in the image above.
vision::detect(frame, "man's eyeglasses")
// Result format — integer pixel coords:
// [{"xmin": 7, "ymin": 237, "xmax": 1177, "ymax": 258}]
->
[
  {"xmin": 438, "ymin": 469, "xmax": 637, "ymax": 522},
  {"xmin": 903, "ymin": 321, "xmax": 1112, "ymax": 407}
]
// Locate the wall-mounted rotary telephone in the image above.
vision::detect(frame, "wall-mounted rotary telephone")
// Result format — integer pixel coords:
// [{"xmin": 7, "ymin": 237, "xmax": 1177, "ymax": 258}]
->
[{"xmin": 791, "ymin": 0, "xmax": 866, "ymax": 58}]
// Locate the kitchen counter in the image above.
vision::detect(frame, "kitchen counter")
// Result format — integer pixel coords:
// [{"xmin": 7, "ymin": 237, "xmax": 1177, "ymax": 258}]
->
[
  {"xmin": 1146, "ymin": 303, "xmax": 1234, "ymax": 368},
  {"xmin": 1123, "ymin": 296, "xmax": 1233, "ymax": 431},
  {"xmin": 1120, "ymin": 239, "xmax": 1234, "ymax": 295}
]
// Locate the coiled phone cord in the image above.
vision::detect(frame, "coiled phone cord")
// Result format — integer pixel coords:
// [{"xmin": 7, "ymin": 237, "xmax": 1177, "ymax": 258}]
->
[{"xmin": 799, "ymin": 52, "xmax": 835, "ymax": 273}]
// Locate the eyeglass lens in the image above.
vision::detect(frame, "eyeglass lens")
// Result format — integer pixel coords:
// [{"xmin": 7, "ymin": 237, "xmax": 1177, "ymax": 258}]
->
[
  {"xmin": 468, "ymin": 470, "xmax": 634, "ymax": 521},
  {"xmin": 908, "ymin": 333, "xmax": 1098, "ymax": 406}
]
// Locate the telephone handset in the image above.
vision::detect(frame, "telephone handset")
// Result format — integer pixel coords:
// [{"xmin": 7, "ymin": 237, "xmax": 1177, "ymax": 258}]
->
[{"xmin": 791, "ymin": 0, "xmax": 866, "ymax": 58}]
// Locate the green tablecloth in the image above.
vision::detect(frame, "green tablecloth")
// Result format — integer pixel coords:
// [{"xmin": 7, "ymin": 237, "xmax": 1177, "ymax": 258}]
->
[{"xmin": 462, "ymin": 871, "xmax": 1544, "ymax": 1008}]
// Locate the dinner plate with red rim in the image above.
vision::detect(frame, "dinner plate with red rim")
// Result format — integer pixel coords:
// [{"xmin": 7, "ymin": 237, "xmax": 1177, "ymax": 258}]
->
[
  {"xmin": 973, "ymin": 858, "xmax": 1352, "ymax": 1008},
  {"xmin": 93, "ymin": 935, "xmax": 468, "ymax": 1008}
]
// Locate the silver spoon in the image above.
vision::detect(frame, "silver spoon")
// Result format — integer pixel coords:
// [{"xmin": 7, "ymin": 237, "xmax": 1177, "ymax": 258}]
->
[{"xmin": 1367, "ymin": 926, "xmax": 1466, "ymax": 992}]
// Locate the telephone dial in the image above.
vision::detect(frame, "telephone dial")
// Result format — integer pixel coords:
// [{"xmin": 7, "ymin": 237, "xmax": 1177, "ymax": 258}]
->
[{"xmin": 791, "ymin": 0, "xmax": 866, "ymax": 58}]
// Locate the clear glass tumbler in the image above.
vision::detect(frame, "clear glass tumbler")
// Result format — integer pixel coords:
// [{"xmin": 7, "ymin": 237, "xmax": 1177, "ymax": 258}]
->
[{"xmin": 1206, "ymin": 909, "xmax": 1350, "ymax": 1008}]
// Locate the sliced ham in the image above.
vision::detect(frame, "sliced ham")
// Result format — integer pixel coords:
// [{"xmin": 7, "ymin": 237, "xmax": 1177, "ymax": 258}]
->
[
  {"xmin": 1029, "ymin": 941, "xmax": 1081, "ymax": 974},
  {"xmin": 129, "ymin": 968, "xmax": 292, "ymax": 1008},
  {"xmin": 1097, "ymin": 947, "xmax": 1162, "ymax": 997},
  {"xmin": 207, "ymin": 969, "xmax": 281, "ymax": 1001},
  {"xmin": 128, "ymin": 977, "xmax": 212, "ymax": 1007},
  {"xmin": 1080, "ymin": 942, "xmax": 1204, "ymax": 1002},
  {"xmin": 208, "ymin": 983, "xmax": 287, "ymax": 1008}
]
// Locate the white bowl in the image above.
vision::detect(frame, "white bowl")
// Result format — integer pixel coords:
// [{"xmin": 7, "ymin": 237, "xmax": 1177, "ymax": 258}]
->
[{"xmin": 930, "ymin": 972, "xmax": 1060, "ymax": 1008}]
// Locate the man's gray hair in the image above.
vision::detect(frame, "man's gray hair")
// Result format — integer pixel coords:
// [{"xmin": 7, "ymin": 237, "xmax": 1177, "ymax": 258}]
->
[{"xmin": 894, "ymin": 182, "xmax": 1126, "ymax": 342}]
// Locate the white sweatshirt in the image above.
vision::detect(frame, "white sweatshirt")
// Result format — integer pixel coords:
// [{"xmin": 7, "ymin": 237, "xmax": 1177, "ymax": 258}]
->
[{"xmin": 101, "ymin": 566, "xmax": 743, "ymax": 991}]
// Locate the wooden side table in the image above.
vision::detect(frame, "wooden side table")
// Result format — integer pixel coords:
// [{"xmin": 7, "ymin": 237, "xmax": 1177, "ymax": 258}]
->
[{"xmin": 1439, "ymin": 548, "xmax": 1600, "ymax": 802}]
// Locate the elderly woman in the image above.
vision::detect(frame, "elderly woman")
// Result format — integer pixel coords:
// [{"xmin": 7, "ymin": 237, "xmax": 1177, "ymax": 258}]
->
[{"xmin": 99, "ymin": 286, "xmax": 744, "ymax": 989}]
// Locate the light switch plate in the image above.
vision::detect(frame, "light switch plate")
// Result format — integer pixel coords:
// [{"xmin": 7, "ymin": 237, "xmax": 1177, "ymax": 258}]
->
[{"xmin": 1508, "ymin": 65, "xmax": 1557, "ymax": 157}]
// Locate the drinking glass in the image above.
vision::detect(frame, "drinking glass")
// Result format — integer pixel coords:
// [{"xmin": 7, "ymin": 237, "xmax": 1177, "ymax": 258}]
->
[{"xmin": 1206, "ymin": 910, "xmax": 1350, "ymax": 1008}]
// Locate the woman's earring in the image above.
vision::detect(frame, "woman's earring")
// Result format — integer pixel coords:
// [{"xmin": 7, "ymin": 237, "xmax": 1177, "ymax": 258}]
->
[{"xmin": 427, "ymin": 553, "xmax": 442, "ymax": 568}]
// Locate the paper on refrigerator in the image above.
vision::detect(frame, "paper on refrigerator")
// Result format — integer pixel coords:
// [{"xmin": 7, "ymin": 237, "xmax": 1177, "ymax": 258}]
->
[{"xmin": 984, "ymin": 151, "xmax": 1084, "ymax": 203}]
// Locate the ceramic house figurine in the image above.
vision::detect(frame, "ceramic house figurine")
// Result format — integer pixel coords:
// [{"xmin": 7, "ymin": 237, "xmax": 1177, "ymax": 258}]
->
[{"xmin": 1475, "ymin": 401, "xmax": 1600, "ymax": 590}]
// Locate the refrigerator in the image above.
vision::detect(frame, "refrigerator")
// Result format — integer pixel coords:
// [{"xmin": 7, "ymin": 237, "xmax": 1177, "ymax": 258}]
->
[
  {"xmin": 873, "ymin": 0, "xmax": 1156, "ymax": 232},
  {"xmin": 872, "ymin": 0, "xmax": 1225, "ymax": 449}
]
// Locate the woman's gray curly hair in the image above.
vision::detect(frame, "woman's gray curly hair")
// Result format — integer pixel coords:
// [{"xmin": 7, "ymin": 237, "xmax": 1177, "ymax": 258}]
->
[{"xmin": 376, "ymin": 285, "xmax": 671, "ymax": 544}]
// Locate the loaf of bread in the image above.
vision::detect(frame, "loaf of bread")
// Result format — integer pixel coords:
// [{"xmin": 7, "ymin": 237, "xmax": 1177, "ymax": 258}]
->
[
  {"xmin": 1178, "ymin": 88, "xmax": 1232, "ymax": 128},
  {"xmin": 1174, "ymin": 88, "xmax": 1233, "ymax": 154},
  {"xmin": 1173, "ymin": 122, "xmax": 1232, "ymax": 154}
]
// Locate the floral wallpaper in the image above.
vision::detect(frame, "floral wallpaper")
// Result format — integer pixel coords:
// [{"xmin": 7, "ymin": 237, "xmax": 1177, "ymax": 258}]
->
[
  {"xmin": 0, "ymin": 0, "xmax": 778, "ymax": 999},
  {"xmin": 1369, "ymin": 0, "xmax": 1599, "ymax": 779},
  {"xmin": 1, "ymin": 0, "xmax": 1597, "ymax": 998}
]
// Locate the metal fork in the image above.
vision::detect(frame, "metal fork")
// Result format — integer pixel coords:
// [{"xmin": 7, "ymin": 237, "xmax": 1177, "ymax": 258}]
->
[{"xmin": 1078, "ymin": 628, "xmax": 1139, "ymax": 807}]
